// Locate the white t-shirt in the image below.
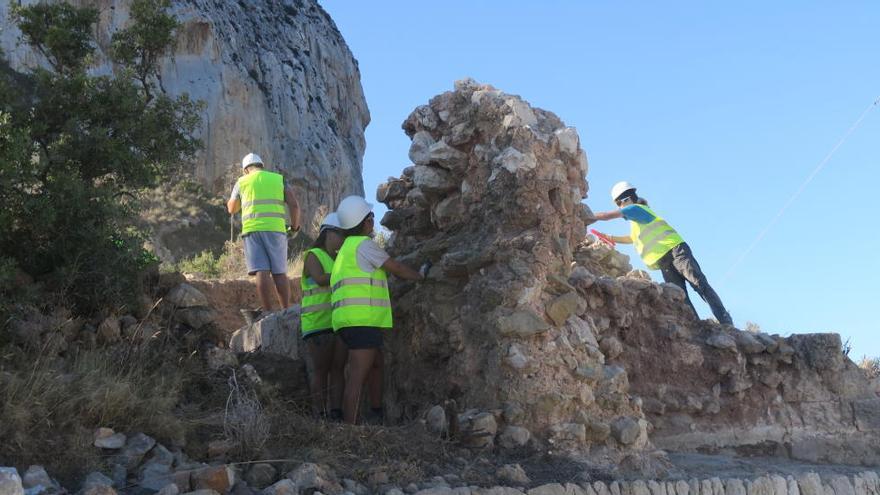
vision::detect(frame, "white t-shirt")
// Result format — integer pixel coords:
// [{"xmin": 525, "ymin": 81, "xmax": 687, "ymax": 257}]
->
[{"xmin": 356, "ymin": 238, "xmax": 390, "ymax": 273}]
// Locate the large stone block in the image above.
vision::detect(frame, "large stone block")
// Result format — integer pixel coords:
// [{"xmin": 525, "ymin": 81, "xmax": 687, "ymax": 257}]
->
[
  {"xmin": 0, "ymin": 468, "xmax": 23, "ymax": 495},
  {"xmin": 230, "ymin": 306, "xmax": 300, "ymax": 360},
  {"xmin": 166, "ymin": 283, "xmax": 209, "ymax": 308},
  {"xmin": 797, "ymin": 474, "xmax": 823, "ymax": 495},
  {"xmin": 497, "ymin": 310, "xmax": 550, "ymax": 338}
]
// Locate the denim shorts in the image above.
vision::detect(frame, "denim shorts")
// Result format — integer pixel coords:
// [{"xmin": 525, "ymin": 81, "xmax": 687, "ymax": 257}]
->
[{"xmin": 243, "ymin": 231, "xmax": 288, "ymax": 275}]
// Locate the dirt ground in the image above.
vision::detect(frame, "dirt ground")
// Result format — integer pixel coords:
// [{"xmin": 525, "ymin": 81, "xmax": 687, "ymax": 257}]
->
[
  {"xmin": 665, "ymin": 453, "xmax": 875, "ymax": 480},
  {"xmin": 189, "ymin": 277, "xmax": 303, "ymax": 336}
]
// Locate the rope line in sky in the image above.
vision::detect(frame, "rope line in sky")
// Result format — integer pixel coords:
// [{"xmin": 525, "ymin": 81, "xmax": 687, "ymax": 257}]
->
[{"xmin": 722, "ymin": 96, "xmax": 880, "ymax": 284}]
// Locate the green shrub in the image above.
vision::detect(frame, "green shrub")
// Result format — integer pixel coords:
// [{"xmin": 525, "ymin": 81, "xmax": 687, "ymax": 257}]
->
[
  {"xmin": 178, "ymin": 250, "xmax": 223, "ymax": 278},
  {"xmin": 0, "ymin": 0, "xmax": 201, "ymax": 315}
]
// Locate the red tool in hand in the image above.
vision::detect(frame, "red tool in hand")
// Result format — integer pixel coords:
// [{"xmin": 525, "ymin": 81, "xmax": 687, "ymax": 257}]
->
[{"xmin": 590, "ymin": 229, "xmax": 616, "ymax": 248}]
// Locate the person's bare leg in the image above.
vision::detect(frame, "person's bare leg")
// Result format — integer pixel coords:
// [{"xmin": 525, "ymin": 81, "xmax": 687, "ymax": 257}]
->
[
  {"xmin": 367, "ymin": 350, "xmax": 384, "ymax": 410},
  {"xmin": 254, "ymin": 271, "xmax": 275, "ymax": 311},
  {"xmin": 272, "ymin": 273, "xmax": 290, "ymax": 308},
  {"xmin": 343, "ymin": 348, "xmax": 376, "ymax": 424},
  {"xmin": 329, "ymin": 337, "xmax": 348, "ymax": 411},
  {"xmin": 308, "ymin": 336, "xmax": 335, "ymax": 415}
]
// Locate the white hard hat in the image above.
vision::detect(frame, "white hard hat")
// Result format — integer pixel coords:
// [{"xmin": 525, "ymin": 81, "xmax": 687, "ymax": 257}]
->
[
  {"xmin": 241, "ymin": 152, "xmax": 263, "ymax": 169},
  {"xmin": 319, "ymin": 212, "xmax": 342, "ymax": 231},
  {"xmin": 336, "ymin": 196, "xmax": 374, "ymax": 230},
  {"xmin": 610, "ymin": 181, "xmax": 636, "ymax": 202}
]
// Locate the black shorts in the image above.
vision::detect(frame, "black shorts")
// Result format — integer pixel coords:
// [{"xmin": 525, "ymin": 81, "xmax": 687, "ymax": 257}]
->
[
  {"xmin": 337, "ymin": 327, "xmax": 384, "ymax": 350},
  {"xmin": 303, "ymin": 329, "xmax": 333, "ymax": 345}
]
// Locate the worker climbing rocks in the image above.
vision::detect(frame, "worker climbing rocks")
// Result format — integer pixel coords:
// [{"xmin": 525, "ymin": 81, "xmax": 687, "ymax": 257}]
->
[
  {"xmin": 301, "ymin": 212, "xmax": 347, "ymax": 421},
  {"xmin": 227, "ymin": 153, "xmax": 301, "ymax": 319},
  {"xmin": 331, "ymin": 195, "xmax": 428, "ymax": 424},
  {"xmin": 592, "ymin": 181, "xmax": 733, "ymax": 325}
]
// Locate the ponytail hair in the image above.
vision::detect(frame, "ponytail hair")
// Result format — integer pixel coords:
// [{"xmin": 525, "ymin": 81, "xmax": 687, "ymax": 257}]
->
[{"xmin": 311, "ymin": 229, "xmax": 329, "ymax": 251}]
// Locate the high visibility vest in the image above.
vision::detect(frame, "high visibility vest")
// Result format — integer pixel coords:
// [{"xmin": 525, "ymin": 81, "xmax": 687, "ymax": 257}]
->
[
  {"xmin": 300, "ymin": 248, "xmax": 334, "ymax": 336},
  {"xmin": 330, "ymin": 236, "xmax": 393, "ymax": 331},
  {"xmin": 238, "ymin": 170, "xmax": 287, "ymax": 235},
  {"xmin": 629, "ymin": 205, "xmax": 684, "ymax": 270}
]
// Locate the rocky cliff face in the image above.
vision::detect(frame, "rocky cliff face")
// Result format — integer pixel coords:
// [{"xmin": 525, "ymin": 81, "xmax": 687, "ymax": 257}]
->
[
  {"xmin": 376, "ymin": 79, "xmax": 880, "ymax": 465},
  {"xmin": 0, "ymin": 0, "xmax": 368, "ymax": 258}
]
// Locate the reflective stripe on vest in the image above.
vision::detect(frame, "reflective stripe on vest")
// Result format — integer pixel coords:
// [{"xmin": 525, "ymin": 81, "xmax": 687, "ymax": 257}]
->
[
  {"xmin": 302, "ymin": 286, "xmax": 331, "ymax": 297},
  {"xmin": 238, "ymin": 170, "xmax": 287, "ymax": 235},
  {"xmin": 332, "ymin": 278, "xmax": 389, "ymax": 291},
  {"xmin": 330, "ymin": 236, "xmax": 393, "ymax": 331},
  {"xmin": 629, "ymin": 205, "xmax": 684, "ymax": 269},
  {"xmin": 300, "ymin": 248, "xmax": 335, "ymax": 335},
  {"xmin": 333, "ymin": 298, "xmax": 392, "ymax": 309}
]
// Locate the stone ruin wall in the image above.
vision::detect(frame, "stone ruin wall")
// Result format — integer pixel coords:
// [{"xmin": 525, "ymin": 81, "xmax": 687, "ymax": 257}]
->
[
  {"xmin": 376, "ymin": 79, "xmax": 880, "ymax": 464},
  {"xmin": 377, "ymin": 78, "xmax": 647, "ymax": 456}
]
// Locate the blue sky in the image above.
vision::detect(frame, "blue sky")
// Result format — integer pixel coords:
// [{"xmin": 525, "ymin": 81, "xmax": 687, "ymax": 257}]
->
[{"xmin": 321, "ymin": 1, "xmax": 880, "ymax": 359}]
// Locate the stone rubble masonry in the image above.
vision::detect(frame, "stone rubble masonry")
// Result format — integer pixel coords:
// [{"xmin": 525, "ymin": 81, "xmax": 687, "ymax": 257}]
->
[
  {"xmin": 164, "ymin": 283, "xmax": 218, "ymax": 331},
  {"xmin": 377, "ymin": 79, "xmax": 880, "ymax": 462},
  {"xmin": 377, "ymin": 78, "xmax": 643, "ymax": 454},
  {"xmin": 374, "ymin": 472, "xmax": 880, "ymax": 495},
  {"xmin": 16, "ymin": 464, "xmax": 878, "ymax": 495}
]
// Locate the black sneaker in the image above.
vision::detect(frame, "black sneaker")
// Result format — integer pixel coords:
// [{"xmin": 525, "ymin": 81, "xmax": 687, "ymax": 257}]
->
[{"xmin": 364, "ymin": 408, "xmax": 384, "ymax": 426}]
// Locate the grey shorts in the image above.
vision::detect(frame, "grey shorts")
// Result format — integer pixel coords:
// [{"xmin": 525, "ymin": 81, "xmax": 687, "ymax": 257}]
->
[{"xmin": 243, "ymin": 231, "xmax": 288, "ymax": 275}]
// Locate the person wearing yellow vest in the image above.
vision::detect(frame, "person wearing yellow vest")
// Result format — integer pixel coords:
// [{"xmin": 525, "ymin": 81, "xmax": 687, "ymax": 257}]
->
[
  {"xmin": 226, "ymin": 153, "xmax": 301, "ymax": 316},
  {"xmin": 592, "ymin": 181, "xmax": 733, "ymax": 325},
  {"xmin": 301, "ymin": 212, "xmax": 346, "ymax": 420},
  {"xmin": 332, "ymin": 195, "xmax": 428, "ymax": 425}
]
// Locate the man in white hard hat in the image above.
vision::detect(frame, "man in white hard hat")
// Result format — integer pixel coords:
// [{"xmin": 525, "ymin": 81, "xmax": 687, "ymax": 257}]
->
[
  {"xmin": 227, "ymin": 153, "xmax": 301, "ymax": 316},
  {"xmin": 592, "ymin": 181, "xmax": 733, "ymax": 325}
]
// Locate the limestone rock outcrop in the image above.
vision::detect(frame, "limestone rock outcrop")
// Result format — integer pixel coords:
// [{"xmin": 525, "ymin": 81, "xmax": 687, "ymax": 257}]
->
[{"xmin": 0, "ymin": 0, "xmax": 369, "ymax": 247}]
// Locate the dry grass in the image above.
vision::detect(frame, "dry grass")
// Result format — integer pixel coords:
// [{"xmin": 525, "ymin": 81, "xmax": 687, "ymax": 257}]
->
[
  {"xmin": 255, "ymin": 403, "xmax": 595, "ymax": 488},
  {"xmin": 286, "ymin": 250, "xmax": 306, "ymax": 279},
  {"xmin": 174, "ymin": 240, "xmax": 247, "ymax": 279},
  {"xmin": 261, "ymin": 404, "xmax": 462, "ymax": 485},
  {"xmin": 744, "ymin": 321, "xmax": 762, "ymax": 333},
  {"xmin": 859, "ymin": 356, "xmax": 880, "ymax": 379},
  {"xmin": 224, "ymin": 369, "xmax": 270, "ymax": 456},
  {"xmin": 0, "ymin": 332, "xmax": 193, "ymax": 483},
  {"xmin": 177, "ymin": 235, "xmax": 313, "ymax": 282},
  {"xmin": 217, "ymin": 240, "xmax": 248, "ymax": 278}
]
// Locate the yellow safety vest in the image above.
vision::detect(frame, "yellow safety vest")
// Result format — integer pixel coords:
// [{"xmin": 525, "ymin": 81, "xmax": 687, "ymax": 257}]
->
[
  {"xmin": 300, "ymin": 248, "xmax": 334, "ymax": 336},
  {"xmin": 238, "ymin": 170, "xmax": 287, "ymax": 235},
  {"xmin": 330, "ymin": 236, "xmax": 393, "ymax": 331},
  {"xmin": 629, "ymin": 205, "xmax": 684, "ymax": 270}
]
